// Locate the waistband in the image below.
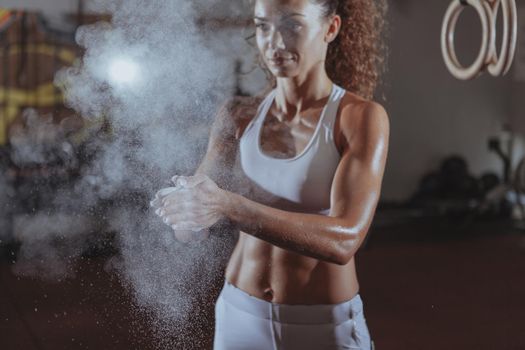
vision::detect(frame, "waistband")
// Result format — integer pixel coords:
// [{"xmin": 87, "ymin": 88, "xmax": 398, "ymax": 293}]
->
[{"xmin": 219, "ymin": 280, "xmax": 364, "ymax": 325}]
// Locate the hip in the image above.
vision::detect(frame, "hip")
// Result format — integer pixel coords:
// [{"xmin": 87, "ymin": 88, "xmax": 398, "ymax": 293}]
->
[{"xmin": 213, "ymin": 280, "xmax": 372, "ymax": 350}]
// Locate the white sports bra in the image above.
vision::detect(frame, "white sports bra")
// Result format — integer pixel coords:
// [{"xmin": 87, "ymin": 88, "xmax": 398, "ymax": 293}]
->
[{"xmin": 239, "ymin": 83, "xmax": 345, "ymax": 215}]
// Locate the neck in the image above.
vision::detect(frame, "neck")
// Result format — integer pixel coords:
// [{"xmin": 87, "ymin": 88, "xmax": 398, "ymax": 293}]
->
[{"xmin": 274, "ymin": 67, "xmax": 333, "ymax": 121}]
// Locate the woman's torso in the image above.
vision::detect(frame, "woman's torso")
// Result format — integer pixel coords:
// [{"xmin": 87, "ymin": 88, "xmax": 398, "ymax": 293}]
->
[{"xmin": 225, "ymin": 83, "xmax": 360, "ymax": 305}]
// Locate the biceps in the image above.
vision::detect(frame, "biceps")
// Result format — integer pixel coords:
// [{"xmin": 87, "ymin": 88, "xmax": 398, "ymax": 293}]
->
[{"xmin": 330, "ymin": 153, "xmax": 384, "ymax": 229}]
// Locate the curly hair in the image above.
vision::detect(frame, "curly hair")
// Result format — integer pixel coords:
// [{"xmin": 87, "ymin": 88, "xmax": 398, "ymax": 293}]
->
[{"xmin": 245, "ymin": 0, "xmax": 388, "ymax": 101}]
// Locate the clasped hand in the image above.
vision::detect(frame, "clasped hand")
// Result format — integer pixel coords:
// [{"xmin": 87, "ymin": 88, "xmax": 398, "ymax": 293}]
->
[{"xmin": 150, "ymin": 174, "xmax": 225, "ymax": 242}]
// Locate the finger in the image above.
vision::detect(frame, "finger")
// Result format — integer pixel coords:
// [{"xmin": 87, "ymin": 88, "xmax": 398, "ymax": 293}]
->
[
  {"xmin": 159, "ymin": 209, "xmax": 209, "ymax": 226},
  {"xmin": 161, "ymin": 206, "xmax": 212, "ymax": 222},
  {"xmin": 162, "ymin": 214, "xmax": 180, "ymax": 226},
  {"xmin": 162, "ymin": 199, "xmax": 199, "ymax": 213},
  {"xmin": 170, "ymin": 175, "xmax": 182, "ymax": 187},
  {"xmin": 155, "ymin": 187, "xmax": 179, "ymax": 199},
  {"xmin": 151, "ymin": 190, "xmax": 167, "ymax": 207},
  {"xmin": 163, "ymin": 209, "xmax": 212, "ymax": 230},
  {"xmin": 171, "ymin": 175, "xmax": 187, "ymax": 187},
  {"xmin": 170, "ymin": 221, "xmax": 201, "ymax": 231},
  {"xmin": 150, "ymin": 197, "xmax": 163, "ymax": 208},
  {"xmin": 170, "ymin": 215, "xmax": 215, "ymax": 231},
  {"xmin": 155, "ymin": 207, "xmax": 170, "ymax": 216},
  {"xmin": 163, "ymin": 213, "xmax": 204, "ymax": 228},
  {"xmin": 161, "ymin": 189, "xmax": 192, "ymax": 206},
  {"xmin": 171, "ymin": 174, "xmax": 207, "ymax": 188}
]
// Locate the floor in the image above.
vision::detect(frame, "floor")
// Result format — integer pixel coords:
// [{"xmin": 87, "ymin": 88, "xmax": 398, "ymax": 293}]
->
[{"xmin": 1, "ymin": 212, "xmax": 525, "ymax": 350}]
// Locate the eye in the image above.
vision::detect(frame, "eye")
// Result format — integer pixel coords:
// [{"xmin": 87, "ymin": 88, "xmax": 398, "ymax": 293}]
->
[
  {"xmin": 282, "ymin": 21, "xmax": 302, "ymax": 33},
  {"xmin": 255, "ymin": 23, "xmax": 270, "ymax": 31}
]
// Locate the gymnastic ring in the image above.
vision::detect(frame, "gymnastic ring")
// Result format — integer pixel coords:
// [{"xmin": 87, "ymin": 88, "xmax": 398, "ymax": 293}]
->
[
  {"xmin": 441, "ymin": 0, "xmax": 492, "ymax": 80},
  {"xmin": 502, "ymin": 0, "xmax": 517, "ymax": 75},
  {"xmin": 441, "ymin": 0, "xmax": 493, "ymax": 80},
  {"xmin": 486, "ymin": 0, "xmax": 517, "ymax": 76}
]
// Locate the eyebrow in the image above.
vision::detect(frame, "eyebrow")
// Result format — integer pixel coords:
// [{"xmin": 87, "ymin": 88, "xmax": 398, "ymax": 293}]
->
[{"xmin": 254, "ymin": 13, "xmax": 305, "ymax": 20}]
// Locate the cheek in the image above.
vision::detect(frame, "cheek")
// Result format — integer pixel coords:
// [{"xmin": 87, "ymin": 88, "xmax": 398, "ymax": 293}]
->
[
  {"xmin": 255, "ymin": 34, "xmax": 263, "ymax": 49},
  {"xmin": 292, "ymin": 38, "xmax": 314, "ymax": 62},
  {"xmin": 293, "ymin": 27, "xmax": 322, "ymax": 50},
  {"xmin": 300, "ymin": 34, "xmax": 325, "ymax": 58},
  {"xmin": 256, "ymin": 35, "xmax": 267, "ymax": 56}
]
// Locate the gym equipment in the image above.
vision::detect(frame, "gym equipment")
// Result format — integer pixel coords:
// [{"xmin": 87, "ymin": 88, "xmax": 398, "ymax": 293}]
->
[{"xmin": 441, "ymin": 0, "xmax": 517, "ymax": 80}]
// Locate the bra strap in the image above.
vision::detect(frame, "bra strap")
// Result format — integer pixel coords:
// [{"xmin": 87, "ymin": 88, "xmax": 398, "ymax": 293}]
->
[{"xmin": 322, "ymin": 84, "xmax": 345, "ymax": 129}]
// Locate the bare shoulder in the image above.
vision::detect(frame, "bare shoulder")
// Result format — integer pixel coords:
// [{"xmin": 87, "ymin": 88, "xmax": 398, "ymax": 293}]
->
[
  {"xmin": 336, "ymin": 91, "xmax": 389, "ymax": 153},
  {"xmin": 213, "ymin": 95, "xmax": 265, "ymax": 141}
]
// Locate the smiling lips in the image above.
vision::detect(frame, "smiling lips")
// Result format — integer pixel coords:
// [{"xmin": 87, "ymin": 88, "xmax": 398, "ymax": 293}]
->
[{"xmin": 270, "ymin": 57, "xmax": 293, "ymax": 65}]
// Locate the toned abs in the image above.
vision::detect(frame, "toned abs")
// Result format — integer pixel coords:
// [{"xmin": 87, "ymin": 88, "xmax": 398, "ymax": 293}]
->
[{"xmin": 223, "ymin": 92, "xmax": 365, "ymax": 305}]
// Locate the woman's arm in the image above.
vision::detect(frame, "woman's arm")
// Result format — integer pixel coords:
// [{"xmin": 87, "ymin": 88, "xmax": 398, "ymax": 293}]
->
[
  {"xmin": 195, "ymin": 97, "xmax": 244, "ymax": 185},
  {"xmin": 161, "ymin": 96, "xmax": 260, "ymax": 241},
  {"xmin": 220, "ymin": 101, "xmax": 390, "ymax": 265},
  {"xmin": 196, "ymin": 95, "xmax": 264, "ymax": 188}
]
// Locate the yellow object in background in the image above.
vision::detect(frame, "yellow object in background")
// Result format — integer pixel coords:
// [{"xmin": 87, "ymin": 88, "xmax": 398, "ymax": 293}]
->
[{"xmin": 0, "ymin": 11, "xmax": 81, "ymax": 146}]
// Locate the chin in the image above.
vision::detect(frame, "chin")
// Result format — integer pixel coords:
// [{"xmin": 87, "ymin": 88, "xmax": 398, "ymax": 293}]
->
[
  {"xmin": 270, "ymin": 67, "xmax": 298, "ymax": 78},
  {"xmin": 272, "ymin": 71, "xmax": 291, "ymax": 78}
]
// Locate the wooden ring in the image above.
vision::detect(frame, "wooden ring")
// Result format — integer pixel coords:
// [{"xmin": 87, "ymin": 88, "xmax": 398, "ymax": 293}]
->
[
  {"xmin": 441, "ymin": 0, "xmax": 493, "ymax": 80},
  {"xmin": 486, "ymin": 0, "xmax": 517, "ymax": 76},
  {"xmin": 502, "ymin": 0, "xmax": 517, "ymax": 75}
]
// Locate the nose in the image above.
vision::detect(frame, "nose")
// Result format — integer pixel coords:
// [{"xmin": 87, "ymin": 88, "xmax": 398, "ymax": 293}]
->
[{"xmin": 268, "ymin": 29, "xmax": 285, "ymax": 52}]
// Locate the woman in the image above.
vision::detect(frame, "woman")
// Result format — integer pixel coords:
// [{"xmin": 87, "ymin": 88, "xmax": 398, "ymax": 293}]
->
[{"xmin": 151, "ymin": 0, "xmax": 389, "ymax": 348}]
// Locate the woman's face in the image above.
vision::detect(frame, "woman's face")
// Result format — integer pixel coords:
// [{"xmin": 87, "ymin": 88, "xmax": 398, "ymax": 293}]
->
[{"xmin": 253, "ymin": 0, "xmax": 334, "ymax": 78}]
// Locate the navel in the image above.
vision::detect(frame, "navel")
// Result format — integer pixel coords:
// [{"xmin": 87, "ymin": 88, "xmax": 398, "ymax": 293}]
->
[{"xmin": 263, "ymin": 287, "xmax": 274, "ymax": 300}]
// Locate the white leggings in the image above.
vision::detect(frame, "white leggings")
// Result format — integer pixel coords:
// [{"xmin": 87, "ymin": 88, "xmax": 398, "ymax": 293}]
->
[{"xmin": 213, "ymin": 280, "xmax": 373, "ymax": 350}]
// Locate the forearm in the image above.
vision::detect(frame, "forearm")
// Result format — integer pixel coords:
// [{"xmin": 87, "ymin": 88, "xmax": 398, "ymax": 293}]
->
[{"xmin": 220, "ymin": 190, "xmax": 361, "ymax": 265}]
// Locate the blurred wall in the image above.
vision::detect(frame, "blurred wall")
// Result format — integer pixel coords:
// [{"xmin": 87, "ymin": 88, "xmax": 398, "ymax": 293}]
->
[
  {"xmin": 379, "ymin": 0, "xmax": 521, "ymax": 201},
  {"xmin": 510, "ymin": 4, "xmax": 525, "ymax": 171}
]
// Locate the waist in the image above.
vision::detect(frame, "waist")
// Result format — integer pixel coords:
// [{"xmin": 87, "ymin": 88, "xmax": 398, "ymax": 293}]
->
[
  {"xmin": 226, "ymin": 235, "xmax": 359, "ymax": 303},
  {"xmin": 219, "ymin": 279, "xmax": 364, "ymax": 325}
]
